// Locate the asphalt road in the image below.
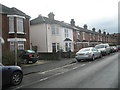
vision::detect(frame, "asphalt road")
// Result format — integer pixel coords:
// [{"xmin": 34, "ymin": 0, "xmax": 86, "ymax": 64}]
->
[{"xmin": 6, "ymin": 52, "xmax": 119, "ymax": 89}]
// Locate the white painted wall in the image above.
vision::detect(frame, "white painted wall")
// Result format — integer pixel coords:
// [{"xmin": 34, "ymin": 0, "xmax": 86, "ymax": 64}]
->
[
  {"xmin": 30, "ymin": 23, "xmax": 74, "ymax": 52},
  {"xmin": 30, "ymin": 23, "xmax": 48, "ymax": 52}
]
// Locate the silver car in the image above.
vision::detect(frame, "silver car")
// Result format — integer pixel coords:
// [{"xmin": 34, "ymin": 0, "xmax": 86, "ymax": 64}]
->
[
  {"xmin": 75, "ymin": 47, "xmax": 102, "ymax": 62},
  {"xmin": 95, "ymin": 43, "xmax": 111, "ymax": 55}
]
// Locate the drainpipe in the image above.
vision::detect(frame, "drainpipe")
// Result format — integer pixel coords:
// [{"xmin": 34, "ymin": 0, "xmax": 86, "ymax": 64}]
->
[
  {"xmin": 0, "ymin": 37, "xmax": 4, "ymax": 63},
  {"xmin": 45, "ymin": 23, "xmax": 48, "ymax": 52}
]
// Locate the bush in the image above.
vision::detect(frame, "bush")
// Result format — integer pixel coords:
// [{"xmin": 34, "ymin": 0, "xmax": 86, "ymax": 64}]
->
[{"xmin": 2, "ymin": 51, "xmax": 21, "ymax": 66}]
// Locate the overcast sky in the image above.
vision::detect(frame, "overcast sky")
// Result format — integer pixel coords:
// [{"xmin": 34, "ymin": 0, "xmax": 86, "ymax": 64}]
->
[{"xmin": 0, "ymin": 0, "xmax": 119, "ymax": 34}]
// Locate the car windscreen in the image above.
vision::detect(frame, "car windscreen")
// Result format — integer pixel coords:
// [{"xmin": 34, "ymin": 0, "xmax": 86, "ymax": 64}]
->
[
  {"xmin": 79, "ymin": 48, "xmax": 90, "ymax": 52},
  {"xmin": 25, "ymin": 50, "xmax": 35, "ymax": 53},
  {"xmin": 95, "ymin": 45, "xmax": 105, "ymax": 49}
]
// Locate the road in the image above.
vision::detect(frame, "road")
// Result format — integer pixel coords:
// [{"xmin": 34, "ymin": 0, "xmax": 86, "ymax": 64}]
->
[{"xmin": 5, "ymin": 52, "xmax": 119, "ymax": 89}]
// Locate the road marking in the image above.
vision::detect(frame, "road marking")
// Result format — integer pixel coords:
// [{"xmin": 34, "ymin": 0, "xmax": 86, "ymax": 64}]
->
[
  {"xmin": 81, "ymin": 64, "xmax": 86, "ymax": 67},
  {"xmin": 72, "ymin": 67, "xmax": 78, "ymax": 70},
  {"xmin": 38, "ymin": 63, "xmax": 76, "ymax": 74},
  {"xmin": 39, "ymin": 77, "xmax": 48, "ymax": 81}
]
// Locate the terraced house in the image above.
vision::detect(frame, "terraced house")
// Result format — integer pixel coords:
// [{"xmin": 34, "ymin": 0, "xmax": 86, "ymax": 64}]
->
[
  {"xmin": 30, "ymin": 12, "xmax": 74, "ymax": 52},
  {"xmin": 0, "ymin": 4, "xmax": 30, "ymax": 55},
  {"xmin": 30, "ymin": 12, "xmax": 118, "ymax": 53}
]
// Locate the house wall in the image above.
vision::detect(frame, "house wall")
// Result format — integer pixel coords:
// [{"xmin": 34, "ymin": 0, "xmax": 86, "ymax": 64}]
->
[
  {"xmin": 47, "ymin": 24, "xmax": 74, "ymax": 52},
  {"xmin": 2, "ymin": 14, "xmax": 9, "ymax": 54},
  {"xmin": 30, "ymin": 23, "xmax": 47, "ymax": 52},
  {"xmin": 1, "ymin": 14, "xmax": 30, "ymax": 54}
]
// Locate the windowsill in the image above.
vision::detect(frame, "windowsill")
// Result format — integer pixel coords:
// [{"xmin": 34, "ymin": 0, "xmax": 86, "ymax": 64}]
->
[
  {"xmin": 17, "ymin": 32, "xmax": 25, "ymax": 34},
  {"xmin": 9, "ymin": 32, "xmax": 15, "ymax": 34}
]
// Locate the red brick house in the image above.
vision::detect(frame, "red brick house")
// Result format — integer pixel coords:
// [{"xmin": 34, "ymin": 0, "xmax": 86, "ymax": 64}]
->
[
  {"xmin": 0, "ymin": 4, "xmax": 30, "ymax": 55},
  {"xmin": 71, "ymin": 19, "xmax": 118, "ymax": 52}
]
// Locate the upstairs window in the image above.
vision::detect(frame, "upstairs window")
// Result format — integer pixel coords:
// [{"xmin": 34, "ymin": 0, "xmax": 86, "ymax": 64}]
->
[
  {"xmin": 82, "ymin": 32, "xmax": 85, "ymax": 40},
  {"xmin": 64, "ymin": 29, "xmax": 69, "ymax": 38},
  {"xmin": 51, "ymin": 25, "xmax": 59, "ymax": 35},
  {"xmin": 17, "ymin": 18, "xmax": 24, "ymax": 33},
  {"xmin": 9, "ymin": 17, "xmax": 14, "ymax": 33}
]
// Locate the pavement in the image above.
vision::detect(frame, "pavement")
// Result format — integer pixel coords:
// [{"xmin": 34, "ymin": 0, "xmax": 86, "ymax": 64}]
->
[{"xmin": 21, "ymin": 58, "xmax": 77, "ymax": 75}]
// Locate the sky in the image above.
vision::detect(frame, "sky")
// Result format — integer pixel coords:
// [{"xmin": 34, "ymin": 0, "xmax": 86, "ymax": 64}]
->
[{"xmin": 0, "ymin": 0, "xmax": 119, "ymax": 34}]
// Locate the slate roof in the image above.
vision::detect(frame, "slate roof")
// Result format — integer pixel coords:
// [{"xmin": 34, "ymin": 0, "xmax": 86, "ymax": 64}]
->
[
  {"xmin": 30, "ymin": 15, "xmax": 73, "ymax": 29},
  {"xmin": 0, "ymin": 4, "xmax": 30, "ymax": 18},
  {"xmin": 30, "ymin": 14, "xmax": 109, "ymax": 37}
]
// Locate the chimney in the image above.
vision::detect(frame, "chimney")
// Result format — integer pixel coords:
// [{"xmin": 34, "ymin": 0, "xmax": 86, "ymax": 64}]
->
[
  {"xmin": 92, "ymin": 28, "xmax": 95, "ymax": 32},
  {"xmin": 103, "ymin": 31, "xmax": 106, "ymax": 35},
  {"xmin": 48, "ymin": 12, "xmax": 55, "ymax": 20},
  {"xmin": 70, "ymin": 19, "xmax": 75, "ymax": 26},
  {"xmin": 98, "ymin": 29, "xmax": 101, "ymax": 33},
  {"xmin": 83, "ymin": 24, "xmax": 88, "ymax": 29},
  {"xmin": 107, "ymin": 33, "xmax": 109, "ymax": 35}
]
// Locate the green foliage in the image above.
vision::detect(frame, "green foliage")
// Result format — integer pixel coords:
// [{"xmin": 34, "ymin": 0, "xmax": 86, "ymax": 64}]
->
[{"xmin": 2, "ymin": 51, "xmax": 21, "ymax": 66}]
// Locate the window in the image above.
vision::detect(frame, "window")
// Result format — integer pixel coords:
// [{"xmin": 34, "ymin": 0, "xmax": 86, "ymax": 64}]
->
[
  {"xmin": 10, "ymin": 41, "xmax": 15, "ymax": 51},
  {"xmin": 83, "ymin": 32, "xmax": 85, "ymax": 40},
  {"xmin": 64, "ymin": 29, "xmax": 69, "ymax": 38},
  {"xmin": 76, "ymin": 31, "xmax": 80, "ymax": 39},
  {"xmin": 69, "ymin": 43, "xmax": 71, "ymax": 51},
  {"xmin": 65, "ymin": 43, "xmax": 71, "ymax": 52},
  {"xmin": 17, "ymin": 18, "xmax": 24, "ymax": 33},
  {"xmin": 65, "ymin": 43, "xmax": 69, "ymax": 52},
  {"xmin": 51, "ymin": 25, "xmax": 59, "ymax": 35},
  {"xmin": 18, "ymin": 41, "xmax": 24, "ymax": 50},
  {"xmin": 57, "ymin": 43, "xmax": 60, "ymax": 51},
  {"xmin": 9, "ymin": 17, "xmax": 14, "ymax": 33}
]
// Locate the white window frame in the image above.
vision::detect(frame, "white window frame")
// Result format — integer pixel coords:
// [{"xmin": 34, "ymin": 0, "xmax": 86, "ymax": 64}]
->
[
  {"xmin": 64, "ymin": 29, "xmax": 69, "ymax": 38},
  {"xmin": 10, "ymin": 41, "xmax": 15, "ymax": 51},
  {"xmin": 9, "ymin": 17, "xmax": 14, "ymax": 33},
  {"xmin": 51, "ymin": 25, "xmax": 59, "ymax": 35},
  {"xmin": 83, "ymin": 32, "xmax": 85, "ymax": 40},
  {"xmin": 52, "ymin": 43, "xmax": 60, "ymax": 52},
  {"xmin": 18, "ymin": 41, "xmax": 24, "ymax": 50},
  {"xmin": 17, "ymin": 18, "xmax": 24, "ymax": 34}
]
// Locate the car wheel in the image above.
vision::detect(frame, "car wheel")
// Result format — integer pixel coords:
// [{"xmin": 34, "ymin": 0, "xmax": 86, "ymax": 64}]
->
[
  {"xmin": 76, "ymin": 59, "xmax": 81, "ymax": 62},
  {"xmin": 100, "ymin": 54, "xmax": 102, "ymax": 58},
  {"xmin": 92, "ymin": 55, "xmax": 95, "ymax": 61},
  {"xmin": 11, "ymin": 71, "xmax": 23, "ymax": 86},
  {"xmin": 23, "ymin": 59, "xmax": 28, "ymax": 64}
]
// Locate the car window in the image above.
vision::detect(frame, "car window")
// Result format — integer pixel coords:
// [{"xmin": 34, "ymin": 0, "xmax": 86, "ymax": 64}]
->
[
  {"xmin": 92, "ymin": 48, "xmax": 97, "ymax": 51},
  {"xmin": 95, "ymin": 45, "xmax": 104, "ymax": 49},
  {"xmin": 79, "ymin": 48, "xmax": 90, "ymax": 52},
  {"xmin": 25, "ymin": 50, "xmax": 35, "ymax": 53}
]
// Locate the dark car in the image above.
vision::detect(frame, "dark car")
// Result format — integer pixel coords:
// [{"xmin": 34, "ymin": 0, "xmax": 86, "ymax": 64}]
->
[
  {"xmin": 18, "ymin": 50, "xmax": 39, "ymax": 64},
  {"xmin": 0, "ymin": 63, "xmax": 23, "ymax": 86}
]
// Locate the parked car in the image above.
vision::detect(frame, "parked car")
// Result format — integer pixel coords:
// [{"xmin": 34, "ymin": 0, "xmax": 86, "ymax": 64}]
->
[
  {"xmin": 112, "ymin": 46, "xmax": 118, "ymax": 52},
  {"xmin": 117, "ymin": 45, "xmax": 120, "ymax": 50},
  {"xmin": 0, "ymin": 63, "xmax": 23, "ymax": 86},
  {"xmin": 95, "ymin": 43, "xmax": 110, "ymax": 55},
  {"xmin": 75, "ymin": 47, "xmax": 102, "ymax": 62},
  {"xmin": 109, "ymin": 46, "xmax": 114, "ymax": 53},
  {"xmin": 18, "ymin": 50, "xmax": 39, "ymax": 64}
]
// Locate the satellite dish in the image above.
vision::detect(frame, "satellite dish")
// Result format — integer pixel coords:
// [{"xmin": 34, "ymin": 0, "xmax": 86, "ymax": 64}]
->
[{"xmin": 0, "ymin": 37, "xmax": 4, "ymax": 44}]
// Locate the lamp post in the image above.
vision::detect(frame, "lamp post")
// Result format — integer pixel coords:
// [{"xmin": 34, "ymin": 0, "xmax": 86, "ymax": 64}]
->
[{"xmin": 15, "ymin": 37, "xmax": 18, "ymax": 66}]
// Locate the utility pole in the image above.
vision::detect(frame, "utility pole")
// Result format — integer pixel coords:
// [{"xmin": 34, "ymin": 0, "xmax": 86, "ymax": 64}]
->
[{"xmin": 15, "ymin": 32, "xmax": 18, "ymax": 66}]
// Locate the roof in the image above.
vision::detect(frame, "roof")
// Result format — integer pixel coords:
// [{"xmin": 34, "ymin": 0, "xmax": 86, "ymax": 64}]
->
[
  {"xmin": 30, "ymin": 15, "xmax": 73, "ymax": 29},
  {"xmin": 64, "ymin": 38, "xmax": 72, "ymax": 41},
  {"xmin": 0, "ymin": 4, "xmax": 30, "ymax": 18}
]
